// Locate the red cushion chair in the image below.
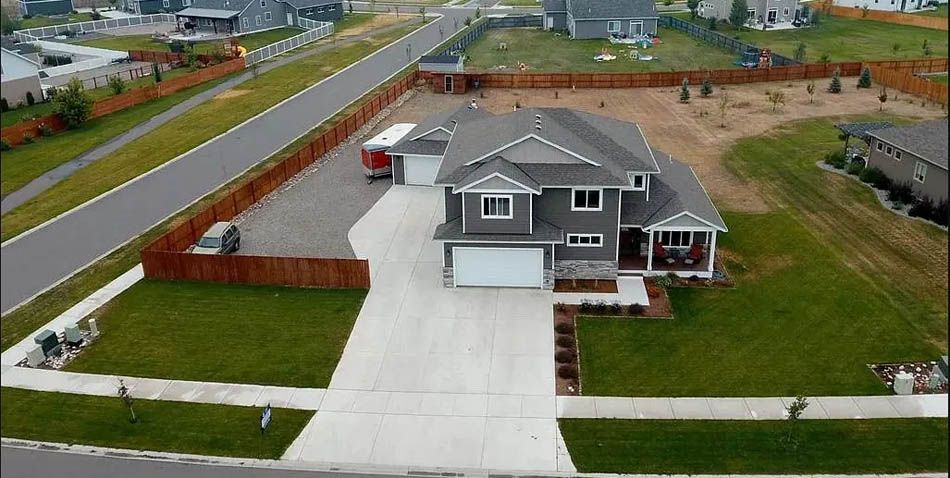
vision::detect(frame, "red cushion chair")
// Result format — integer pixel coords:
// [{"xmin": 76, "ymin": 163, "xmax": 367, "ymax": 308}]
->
[
  {"xmin": 653, "ymin": 242, "xmax": 669, "ymax": 259},
  {"xmin": 685, "ymin": 244, "xmax": 704, "ymax": 264}
]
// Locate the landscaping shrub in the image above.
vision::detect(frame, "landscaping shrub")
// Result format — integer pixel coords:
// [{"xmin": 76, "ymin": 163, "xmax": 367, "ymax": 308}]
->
[
  {"xmin": 557, "ymin": 364, "xmax": 579, "ymax": 380},
  {"xmin": 53, "ymin": 77, "xmax": 94, "ymax": 129},
  {"xmin": 555, "ymin": 302, "xmax": 566, "ymax": 311},
  {"xmin": 109, "ymin": 75, "xmax": 126, "ymax": 95},
  {"xmin": 823, "ymin": 150, "xmax": 847, "ymax": 169},
  {"xmin": 593, "ymin": 300, "xmax": 608, "ymax": 314},
  {"xmin": 554, "ymin": 322, "xmax": 575, "ymax": 334},
  {"xmin": 0, "ymin": 97, "xmax": 8, "ymax": 112},
  {"xmin": 22, "ymin": 133, "xmax": 35, "ymax": 144},
  {"xmin": 91, "ymin": 8, "xmax": 102, "ymax": 20},
  {"xmin": 887, "ymin": 181, "xmax": 915, "ymax": 205},
  {"xmin": 0, "ymin": 139, "xmax": 11, "ymax": 151},
  {"xmin": 39, "ymin": 124, "xmax": 54, "ymax": 137},
  {"xmin": 152, "ymin": 63, "xmax": 163, "ymax": 83},
  {"xmin": 679, "ymin": 78, "xmax": 690, "ymax": 103},
  {"xmin": 700, "ymin": 77, "xmax": 713, "ymax": 97},
  {"xmin": 578, "ymin": 299, "xmax": 593, "ymax": 313},
  {"xmin": 707, "ymin": 16, "xmax": 717, "ymax": 30},
  {"xmin": 607, "ymin": 302, "xmax": 623, "ymax": 315},
  {"xmin": 859, "ymin": 166, "xmax": 891, "ymax": 190},
  {"xmin": 909, "ymin": 196, "xmax": 934, "ymax": 219},
  {"xmin": 555, "ymin": 349, "xmax": 576, "ymax": 364},
  {"xmin": 935, "ymin": 200, "xmax": 950, "ymax": 227},
  {"xmin": 25, "ymin": 91, "xmax": 35, "ymax": 106},
  {"xmin": 42, "ymin": 55, "xmax": 73, "ymax": 66},
  {"xmin": 654, "ymin": 274, "xmax": 673, "ymax": 289},
  {"xmin": 556, "ymin": 335, "xmax": 576, "ymax": 348},
  {"xmin": 828, "ymin": 68, "xmax": 842, "ymax": 93},
  {"xmin": 857, "ymin": 66, "xmax": 872, "ymax": 89},
  {"xmin": 627, "ymin": 303, "xmax": 645, "ymax": 315},
  {"xmin": 845, "ymin": 161, "xmax": 865, "ymax": 176}
]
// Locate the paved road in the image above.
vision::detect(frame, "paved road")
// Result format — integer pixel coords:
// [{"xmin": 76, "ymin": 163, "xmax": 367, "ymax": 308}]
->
[{"xmin": 0, "ymin": 9, "xmax": 469, "ymax": 314}]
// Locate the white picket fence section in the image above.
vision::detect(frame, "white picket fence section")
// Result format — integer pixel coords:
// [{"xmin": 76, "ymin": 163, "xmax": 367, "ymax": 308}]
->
[
  {"xmin": 13, "ymin": 14, "xmax": 176, "ymax": 42},
  {"xmin": 243, "ymin": 20, "xmax": 333, "ymax": 67}
]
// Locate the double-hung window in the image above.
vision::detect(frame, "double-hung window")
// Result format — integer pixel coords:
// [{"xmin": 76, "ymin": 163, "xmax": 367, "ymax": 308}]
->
[
  {"xmin": 264, "ymin": 11, "xmax": 272, "ymax": 21},
  {"xmin": 913, "ymin": 161, "xmax": 928, "ymax": 183},
  {"xmin": 242, "ymin": 17, "xmax": 249, "ymax": 28},
  {"xmin": 482, "ymin": 195, "xmax": 512, "ymax": 219},
  {"xmin": 255, "ymin": 15, "xmax": 262, "ymax": 26},
  {"xmin": 894, "ymin": 150, "xmax": 903, "ymax": 160},
  {"xmin": 885, "ymin": 145, "xmax": 893, "ymax": 155},
  {"xmin": 606, "ymin": 21, "xmax": 620, "ymax": 33},
  {"xmin": 631, "ymin": 174, "xmax": 646, "ymax": 191},
  {"xmin": 572, "ymin": 189, "xmax": 601, "ymax": 211},
  {"xmin": 876, "ymin": 141, "xmax": 884, "ymax": 152},
  {"xmin": 567, "ymin": 234, "xmax": 603, "ymax": 247}
]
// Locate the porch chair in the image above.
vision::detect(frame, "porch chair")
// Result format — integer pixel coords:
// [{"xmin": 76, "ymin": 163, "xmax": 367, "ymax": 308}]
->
[
  {"xmin": 684, "ymin": 244, "xmax": 704, "ymax": 265},
  {"xmin": 653, "ymin": 242, "xmax": 675, "ymax": 265}
]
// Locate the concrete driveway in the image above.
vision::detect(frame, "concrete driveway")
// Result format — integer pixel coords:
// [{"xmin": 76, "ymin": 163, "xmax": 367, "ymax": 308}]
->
[{"xmin": 283, "ymin": 186, "xmax": 573, "ymax": 471}]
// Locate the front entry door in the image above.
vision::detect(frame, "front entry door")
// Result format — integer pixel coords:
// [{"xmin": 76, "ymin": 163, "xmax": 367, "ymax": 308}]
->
[
  {"xmin": 287, "ymin": 13, "xmax": 294, "ymax": 26},
  {"xmin": 444, "ymin": 75, "xmax": 454, "ymax": 94},
  {"xmin": 767, "ymin": 9, "xmax": 777, "ymax": 23}
]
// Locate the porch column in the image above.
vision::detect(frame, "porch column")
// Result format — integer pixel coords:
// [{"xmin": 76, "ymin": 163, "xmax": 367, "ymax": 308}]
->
[
  {"xmin": 707, "ymin": 230, "xmax": 718, "ymax": 273},
  {"xmin": 646, "ymin": 230, "xmax": 654, "ymax": 272}
]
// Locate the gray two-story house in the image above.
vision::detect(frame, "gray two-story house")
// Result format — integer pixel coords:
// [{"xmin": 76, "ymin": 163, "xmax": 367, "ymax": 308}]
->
[
  {"xmin": 543, "ymin": 0, "xmax": 658, "ymax": 39},
  {"xmin": 121, "ymin": 0, "xmax": 190, "ymax": 15},
  {"xmin": 697, "ymin": 0, "xmax": 807, "ymax": 26},
  {"xmin": 387, "ymin": 106, "xmax": 728, "ymax": 289},
  {"xmin": 19, "ymin": 0, "xmax": 74, "ymax": 16},
  {"xmin": 866, "ymin": 119, "xmax": 948, "ymax": 204},
  {"xmin": 175, "ymin": 0, "xmax": 341, "ymax": 36}
]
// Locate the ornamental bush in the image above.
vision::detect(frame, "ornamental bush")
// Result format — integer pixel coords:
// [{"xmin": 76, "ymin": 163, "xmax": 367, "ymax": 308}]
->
[{"xmin": 859, "ymin": 166, "xmax": 891, "ymax": 190}]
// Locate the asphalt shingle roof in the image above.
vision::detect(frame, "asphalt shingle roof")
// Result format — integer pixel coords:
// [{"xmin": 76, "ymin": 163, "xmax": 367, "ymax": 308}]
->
[
  {"xmin": 434, "ymin": 217, "xmax": 564, "ymax": 243},
  {"xmin": 621, "ymin": 151, "xmax": 727, "ymax": 231},
  {"xmin": 869, "ymin": 120, "xmax": 948, "ymax": 170},
  {"xmin": 566, "ymin": 0, "xmax": 657, "ymax": 19},
  {"xmin": 542, "ymin": 0, "xmax": 567, "ymax": 11},
  {"xmin": 419, "ymin": 55, "xmax": 462, "ymax": 64},
  {"xmin": 456, "ymin": 157, "xmax": 541, "ymax": 192},
  {"xmin": 387, "ymin": 104, "xmax": 492, "ymax": 156},
  {"xmin": 185, "ymin": 0, "xmax": 252, "ymax": 13}
]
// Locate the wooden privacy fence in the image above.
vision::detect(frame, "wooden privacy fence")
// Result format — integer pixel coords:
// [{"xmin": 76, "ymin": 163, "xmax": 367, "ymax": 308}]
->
[
  {"xmin": 820, "ymin": 2, "xmax": 949, "ymax": 31},
  {"xmin": 129, "ymin": 50, "xmax": 221, "ymax": 64},
  {"xmin": 1, "ymin": 58, "xmax": 244, "ymax": 145},
  {"xmin": 871, "ymin": 66, "xmax": 949, "ymax": 104},
  {"xmin": 864, "ymin": 57, "xmax": 949, "ymax": 74},
  {"xmin": 140, "ymin": 71, "xmax": 422, "ymax": 289},
  {"xmin": 459, "ymin": 62, "xmax": 862, "ymax": 89}
]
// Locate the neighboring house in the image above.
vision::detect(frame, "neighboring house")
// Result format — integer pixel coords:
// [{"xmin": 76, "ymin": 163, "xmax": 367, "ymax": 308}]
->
[
  {"xmin": 697, "ymin": 0, "xmax": 808, "ymax": 26},
  {"xmin": 542, "ymin": 0, "xmax": 658, "ymax": 39},
  {"xmin": 832, "ymin": 0, "xmax": 946, "ymax": 13},
  {"xmin": 1, "ymin": 47, "xmax": 43, "ymax": 106},
  {"xmin": 387, "ymin": 106, "xmax": 728, "ymax": 289},
  {"xmin": 18, "ymin": 0, "xmax": 74, "ymax": 16},
  {"xmin": 121, "ymin": 0, "xmax": 192, "ymax": 14},
  {"xmin": 418, "ymin": 55, "xmax": 464, "ymax": 74},
  {"xmin": 866, "ymin": 120, "xmax": 948, "ymax": 203},
  {"xmin": 174, "ymin": 0, "xmax": 340, "ymax": 35}
]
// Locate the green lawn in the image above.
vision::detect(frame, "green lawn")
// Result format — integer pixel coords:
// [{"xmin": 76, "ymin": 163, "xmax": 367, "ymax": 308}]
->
[
  {"xmin": 15, "ymin": 13, "xmax": 94, "ymax": 29},
  {"xmin": 78, "ymin": 27, "xmax": 305, "ymax": 54},
  {"xmin": 1, "ymin": 388, "xmax": 312, "ymax": 459},
  {"xmin": 916, "ymin": 4, "xmax": 948, "ymax": 17},
  {"xmin": 66, "ymin": 280, "xmax": 366, "ymax": 387},
  {"xmin": 669, "ymin": 13, "xmax": 948, "ymax": 61},
  {"xmin": 577, "ymin": 117, "xmax": 947, "ymax": 397},
  {"xmin": 561, "ymin": 419, "xmax": 949, "ymax": 474},
  {"xmin": 0, "ymin": 21, "xmax": 422, "ymax": 241},
  {"xmin": 465, "ymin": 26, "xmax": 740, "ymax": 72},
  {"xmin": 0, "ymin": 72, "xmax": 231, "ymax": 198},
  {"xmin": 925, "ymin": 73, "xmax": 948, "ymax": 85},
  {"xmin": 499, "ymin": 0, "xmax": 542, "ymax": 6}
]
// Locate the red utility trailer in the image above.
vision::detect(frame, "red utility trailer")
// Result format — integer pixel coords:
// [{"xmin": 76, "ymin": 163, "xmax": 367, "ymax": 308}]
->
[{"xmin": 361, "ymin": 123, "xmax": 416, "ymax": 183}]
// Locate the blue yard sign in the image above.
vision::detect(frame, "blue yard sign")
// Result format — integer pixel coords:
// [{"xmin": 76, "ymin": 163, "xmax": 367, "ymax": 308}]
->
[{"xmin": 260, "ymin": 404, "xmax": 272, "ymax": 434}]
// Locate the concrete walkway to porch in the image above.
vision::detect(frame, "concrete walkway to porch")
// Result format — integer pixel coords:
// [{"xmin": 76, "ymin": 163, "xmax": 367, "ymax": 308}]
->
[{"xmin": 552, "ymin": 277, "xmax": 650, "ymax": 306}]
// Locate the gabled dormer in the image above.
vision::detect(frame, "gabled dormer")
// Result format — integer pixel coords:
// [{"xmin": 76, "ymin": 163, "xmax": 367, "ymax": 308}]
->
[{"xmin": 454, "ymin": 157, "xmax": 540, "ymax": 235}]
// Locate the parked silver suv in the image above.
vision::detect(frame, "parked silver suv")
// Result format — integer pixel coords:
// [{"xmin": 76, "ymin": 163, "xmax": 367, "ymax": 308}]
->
[{"xmin": 193, "ymin": 222, "xmax": 240, "ymax": 255}]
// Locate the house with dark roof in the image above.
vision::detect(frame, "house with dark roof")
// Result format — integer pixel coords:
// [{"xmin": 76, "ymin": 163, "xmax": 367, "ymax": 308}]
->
[
  {"xmin": 542, "ymin": 0, "xmax": 658, "ymax": 39},
  {"xmin": 866, "ymin": 119, "xmax": 948, "ymax": 203},
  {"xmin": 386, "ymin": 106, "xmax": 727, "ymax": 289},
  {"xmin": 174, "ymin": 0, "xmax": 341, "ymax": 36},
  {"xmin": 18, "ymin": 0, "xmax": 74, "ymax": 16},
  {"xmin": 121, "ymin": 0, "xmax": 190, "ymax": 15}
]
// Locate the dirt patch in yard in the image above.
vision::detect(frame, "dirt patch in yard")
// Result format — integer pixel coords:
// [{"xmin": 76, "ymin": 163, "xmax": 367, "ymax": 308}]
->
[
  {"xmin": 430, "ymin": 80, "xmax": 943, "ymax": 212},
  {"xmin": 336, "ymin": 14, "xmax": 412, "ymax": 40},
  {"xmin": 213, "ymin": 89, "xmax": 252, "ymax": 100}
]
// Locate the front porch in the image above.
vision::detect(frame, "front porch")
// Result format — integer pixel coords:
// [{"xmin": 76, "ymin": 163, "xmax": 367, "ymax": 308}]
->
[{"xmin": 618, "ymin": 226, "xmax": 718, "ymax": 278}]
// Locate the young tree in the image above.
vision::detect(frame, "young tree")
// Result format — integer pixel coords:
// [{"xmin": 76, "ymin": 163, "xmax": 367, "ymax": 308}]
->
[
  {"xmin": 729, "ymin": 0, "xmax": 749, "ymax": 27},
  {"xmin": 878, "ymin": 87, "xmax": 888, "ymax": 111},
  {"xmin": 861, "ymin": 5, "xmax": 870, "ymax": 17},
  {"xmin": 857, "ymin": 66, "xmax": 872, "ymax": 88},
  {"xmin": 54, "ymin": 77, "xmax": 93, "ymax": 129},
  {"xmin": 475, "ymin": 7, "xmax": 481, "ymax": 18},
  {"xmin": 26, "ymin": 91, "xmax": 35, "ymax": 106},
  {"xmin": 687, "ymin": 0, "xmax": 700, "ymax": 19},
  {"xmin": 717, "ymin": 92, "xmax": 729, "ymax": 128},
  {"xmin": 348, "ymin": 1, "xmax": 353, "ymax": 14},
  {"xmin": 891, "ymin": 42, "xmax": 901, "ymax": 56},
  {"xmin": 782, "ymin": 395, "xmax": 809, "ymax": 449},
  {"xmin": 152, "ymin": 62, "xmax": 164, "ymax": 82},
  {"xmin": 707, "ymin": 16, "xmax": 717, "ymax": 30},
  {"xmin": 1, "ymin": 9, "xmax": 21, "ymax": 35},
  {"xmin": 793, "ymin": 42, "xmax": 806, "ymax": 62},
  {"xmin": 828, "ymin": 67, "xmax": 842, "ymax": 93},
  {"xmin": 419, "ymin": 6, "xmax": 426, "ymax": 22},
  {"xmin": 109, "ymin": 75, "xmax": 126, "ymax": 95},
  {"xmin": 117, "ymin": 379, "xmax": 138, "ymax": 423},
  {"xmin": 922, "ymin": 39, "xmax": 932, "ymax": 56},
  {"xmin": 818, "ymin": 53, "xmax": 830, "ymax": 64},
  {"xmin": 806, "ymin": 81, "xmax": 816, "ymax": 104},
  {"xmin": 700, "ymin": 76, "xmax": 713, "ymax": 97},
  {"xmin": 767, "ymin": 89, "xmax": 786, "ymax": 112},
  {"xmin": 679, "ymin": 78, "xmax": 691, "ymax": 103}
]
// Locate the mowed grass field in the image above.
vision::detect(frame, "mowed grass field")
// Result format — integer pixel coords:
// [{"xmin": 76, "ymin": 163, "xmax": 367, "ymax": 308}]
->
[
  {"xmin": 1, "ymin": 388, "xmax": 312, "ymax": 459},
  {"xmin": 464, "ymin": 26, "xmax": 740, "ymax": 73},
  {"xmin": 577, "ymin": 117, "xmax": 948, "ymax": 397},
  {"xmin": 561, "ymin": 419, "xmax": 949, "ymax": 474},
  {"xmin": 670, "ymin": 13, "xmax": 948, "ymax": 62},
  {"xmin": 66, "ymin": 280, "xmax": 366, "ymax": 387},
  {"xmin": 78, "ymin": 28, "xmax": 305, "ymax": 54}
]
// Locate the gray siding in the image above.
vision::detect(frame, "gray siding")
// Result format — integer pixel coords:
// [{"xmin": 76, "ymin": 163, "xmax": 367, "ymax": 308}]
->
[
  {"xmin": 544, "ymin": 12, "xmax": 567, "ymax": 30},
  {"xmin": 137, "ymin": 0, "xmax": 189, "ymax": 14},
  {"xmin": 571, "ymin": 18, "xmax": 657, "ymax": 39},
  {"xmin": 21, "ymin": 0, "xmax": 73, "ymax": 15},
  {"xmin": 297, "ymin": 3, "xmax": 343, "ymax": 23},
  {"xmin": 391, "ymin": 155, "xmax": 405, "ymax": 185},
  {"xmin": 535, "ymin": 188, "xmax": 619, "ymax": 261},
  {"xmin": 238, "ymin": 0, "xmax": 293, "ymax": 34},
  {"xmin": 445, "ymin": 187, "xmax": 462, "ymax": 221},
  {"xmin": 462, "ymin": 192, "xmax": 531, "ymax": 234},
  {"xmin": 443, "ymin": 242, "xmax": 554, "ymax": 268},
  {"xmin": 868, "ymin": 138, "xmax": 948, "ymax": 203},
  {"xmin": 699, "ymin": 0, "xmax": 803, "ymax": 23},
  {"xmin": 0, "ymin": 75, "xmax": 43, "ymax": 106}
]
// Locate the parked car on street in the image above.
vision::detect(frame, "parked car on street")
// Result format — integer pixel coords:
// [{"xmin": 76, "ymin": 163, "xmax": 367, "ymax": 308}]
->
[{"xmin": 193, "ymin": 222, "xmax": 241, "ymax": 254}]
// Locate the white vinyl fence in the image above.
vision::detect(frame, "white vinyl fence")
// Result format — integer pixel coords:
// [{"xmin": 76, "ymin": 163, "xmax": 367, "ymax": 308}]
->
[
  {"xmin": 243, "ymin": 19, "xmax": 333, "ymax": 67},
  {"xmin": 13, "ymin": 14, "xmax": 176, "ymax": 42}
]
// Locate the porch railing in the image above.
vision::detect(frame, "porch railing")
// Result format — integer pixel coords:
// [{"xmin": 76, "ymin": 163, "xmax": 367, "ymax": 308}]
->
[{"xmin": 243, "ymin": 20, "xmax": 333, "ymax": 67}]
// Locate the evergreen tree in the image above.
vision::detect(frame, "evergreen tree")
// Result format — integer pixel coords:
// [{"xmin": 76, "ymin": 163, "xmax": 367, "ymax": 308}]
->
[
  {"xmin": 828, "ymin": 68, "xmax": 842, "ymax": 93},
  {"xmin": 729, "ymin": 0, "xmax": 749, "ymax": 27},
  {"xmin": 679, "ymin": 78, "xmax": 691, "ymax": 103},
  {"xmin": 700, "ymin": 77, "xmax": 713, "ymax": 97},
  {"xmin": 857, "ymin": 66, "xmax": 872, "ymax": 88}
]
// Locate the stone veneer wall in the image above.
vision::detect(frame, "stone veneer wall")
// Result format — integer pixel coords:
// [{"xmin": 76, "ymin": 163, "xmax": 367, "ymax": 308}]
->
[
  {"xmin": 554, "ymin": 260, "xmax": 618, "ymax": 280},
  {"xmin": 442, "ymin": 267, "xmax": 555, "ymax": 289}
]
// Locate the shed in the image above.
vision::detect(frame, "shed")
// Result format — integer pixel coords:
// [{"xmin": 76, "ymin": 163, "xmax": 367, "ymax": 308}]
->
[{"xmin": 418, "ymin": 55, "xmax": 464, "ymax": 73}]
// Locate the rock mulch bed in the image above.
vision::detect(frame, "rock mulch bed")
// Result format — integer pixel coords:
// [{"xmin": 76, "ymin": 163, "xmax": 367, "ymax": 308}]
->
[
  {"xmin": 16, "ymin": 331, "xmax": 98, "ymax": 371},
  {"xmin": 870, "ymin": 361, "xmax": 948, "ymax": 394}
]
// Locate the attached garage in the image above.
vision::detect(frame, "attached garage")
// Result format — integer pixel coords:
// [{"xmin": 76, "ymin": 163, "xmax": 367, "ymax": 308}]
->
[
  {"xmin": 453, "ymin": 247, "xmax": 544, "ymax": 288},
  {"xmin": 403, "ymin": 155, "xmax": 442, "ymax": 186}
]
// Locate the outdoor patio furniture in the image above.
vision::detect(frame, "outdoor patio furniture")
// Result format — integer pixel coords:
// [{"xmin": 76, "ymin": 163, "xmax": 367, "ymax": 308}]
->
[
  {"xmin": 654, "ymin": 242, "xmax": 675, "ymax": 264},
  {"xmin": 684, "ymin": 244, "xmax": 704, "ymax": 265}
]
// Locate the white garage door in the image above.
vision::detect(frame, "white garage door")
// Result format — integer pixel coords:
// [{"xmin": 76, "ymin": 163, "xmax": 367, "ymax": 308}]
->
[
  {"xmin": 453, "ymin": 247, "xmax": 543, "ymax": 288},
  {"xmin": 403, "ymin": 155, "xmax": 441, "ymax": 186}
]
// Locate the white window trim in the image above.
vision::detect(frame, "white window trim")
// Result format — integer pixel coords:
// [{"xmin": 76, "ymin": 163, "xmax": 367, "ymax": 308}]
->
[
  {"xmin": 328, "ymin": 4, "xmax": 335, "ymax": 10},
  {"xmin": 658, "ymin": 230, "xmax": 707, "ymax": 248},
  {"xmin": 606, "ymin": 20, "xmax": 621, "ymax": 33},
  {"xmin": 876, "ymin": 141, "xmax": 884, "ymax": 151},
  {"xmin": 242, "ymin": 17, "xmax": 249, "ymax": 28},
  {"xmin": 305, "ymin": 8, "xmax": 312, "ymax": 14},
  {"xmin": 629, "ymin": 20, "xmax": 643, "ymax": 35},
  {"xmin": 317, "ymin": 6, "xmax": 324, "ymax": 12},
  {"xmin": 567, "ymin": 233, "xmax": 604, "ymax": 248},
  {"xmin": 162, "ymin": 0, "xmax": 169, "ymax": 7},
  {"xmin": 255, "ymin": 15, "xmax": 262, "ymax": 26},
  {"xmin": 260, "ymin": 0, "xmax": 265, "ymax": 6},
  {"xmin": 631, "ymin": 174, "xmax": 646, "ymax": 191},
  {"xmin": 783, "ymin": 6, "xmax": 789, "ymax": 15},
  {"xmin": 571, "ymin": 188, "xmax": 603, "ymax": 211},
  {"xmin": 913, "ymin": 161, "xmax": 927, "ymax": 183},
  {"xmin": 894, "ymin": 149, "xmax": 902, "ymax": 161},
  {"xmin": 481, "ymin": 194, "xmax": 513, "ymax": 219},
  {"xmin": 264, "ymin": 11, "xmax": 272, "ymax": 21},
  {"xmin": 885, "ymin": 145, "xmax": 893, "ymax": 155}
]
